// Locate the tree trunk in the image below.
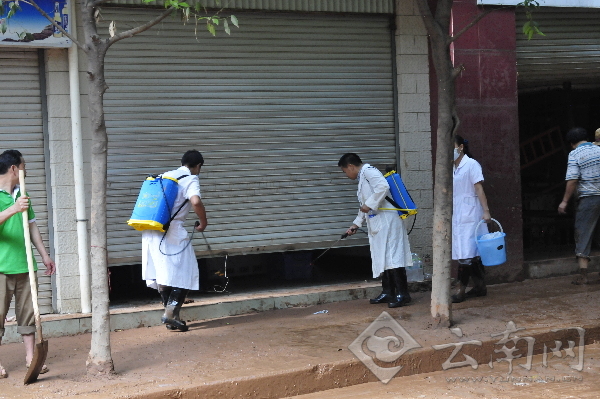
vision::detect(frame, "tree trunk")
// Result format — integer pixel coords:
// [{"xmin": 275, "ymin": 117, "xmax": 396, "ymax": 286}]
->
[
  {"xmin": 85, "ymin": 48, "xmax": 114, "ymax": 374},
  {"xmin": 80, "ymin": 0, "xmax": 114, "ymax": 374},
  {"xmin": 415, "ymin": 0, "xmax": 456, "ymax": 327},
  {"xmin": 429, "ymin": 33, "xmax": 456, "ymax": 327}
]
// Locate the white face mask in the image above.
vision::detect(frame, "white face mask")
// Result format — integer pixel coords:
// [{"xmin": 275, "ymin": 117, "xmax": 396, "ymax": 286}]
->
[{"xmin": 453, "ymin": 148, "xmax": 461, "ymax": 161}]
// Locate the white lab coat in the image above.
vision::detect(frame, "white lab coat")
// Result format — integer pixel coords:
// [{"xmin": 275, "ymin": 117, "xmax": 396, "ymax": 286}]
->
[
  {"xmin": 352, "ymin": 164, "xmax": 413, "ymax": 278},
  {"xmin": 452, "ymin": 155, "xmax": 488, "ymax": 260},
  {"xmin": 142, "ymin": 166, "xmax": 201, "ymax": 290}
]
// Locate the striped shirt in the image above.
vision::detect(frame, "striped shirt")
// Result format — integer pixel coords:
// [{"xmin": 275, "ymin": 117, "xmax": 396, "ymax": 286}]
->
[{"xmin": 565, "ymin": 142, "xmax": 600, "ymax": 197}]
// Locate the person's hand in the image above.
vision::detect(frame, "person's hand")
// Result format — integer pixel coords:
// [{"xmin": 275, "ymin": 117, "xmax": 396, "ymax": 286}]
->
[
  {"xmin": 482, "ymin": 210, "xmax": 491, "ymax": 223},
  {"xmin": 558, "ymin": 201, "xmax": 568, "ymax": 214},
  {"xmin": 360, "ymin": 205, "xmax": 371, "ymax": 213},
  {"xmin": 43, "ymin": 256, "xmax": 56, "ymax": 275},
  {"xmin": 345, "ymin": 225, "xmax": 359, "ymax": 236},
  {"xmin": 194, "ymin": 221, "xmax": 207, "ymax": 232},
  {"xmin": 12, "ymin": 196, "xmax": 29, "ymax": 214}
]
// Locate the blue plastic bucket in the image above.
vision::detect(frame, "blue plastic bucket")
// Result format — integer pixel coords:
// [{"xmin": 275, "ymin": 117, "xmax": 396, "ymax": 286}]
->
[
  {"xmin": 475, "ymin": 218, "xmax": 506, "ymax": 266},
  {"xmin": 128, "ymin": 176, "xmax": 179, "ymax": 232}
]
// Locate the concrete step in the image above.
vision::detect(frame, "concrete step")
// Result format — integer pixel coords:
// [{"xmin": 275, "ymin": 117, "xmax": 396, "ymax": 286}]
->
[
  {"xmin": 3, "ymin": 281, "xmax": 383, "ymax": 344},
  {"xmin": 525, "ymin": 254, "xmax": 600, "ymax": 279}
]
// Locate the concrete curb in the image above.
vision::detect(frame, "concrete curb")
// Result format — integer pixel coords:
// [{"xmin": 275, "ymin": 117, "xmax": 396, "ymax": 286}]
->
[
  {"xmin": 525, "ymin": 254, "xmax": 600, "ymax": 279},
  {"xmin": 133, "ymin": 324, "xmax": 600, "ymax": 399},
  {"xmin": 2, "ymin": 282, "xmax": 383, "ymax": 344}
]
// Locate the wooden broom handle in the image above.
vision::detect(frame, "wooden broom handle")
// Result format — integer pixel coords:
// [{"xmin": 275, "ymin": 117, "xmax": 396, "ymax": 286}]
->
[{"xmin": 19, "ymin": 170, "xmax": 43, "ymax": 342}]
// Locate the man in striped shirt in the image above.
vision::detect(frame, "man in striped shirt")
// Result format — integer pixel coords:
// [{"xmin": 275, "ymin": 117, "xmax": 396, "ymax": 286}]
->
[{"xmin": 559, "ymin": 127, "xmax": 600, "ymax": 285}]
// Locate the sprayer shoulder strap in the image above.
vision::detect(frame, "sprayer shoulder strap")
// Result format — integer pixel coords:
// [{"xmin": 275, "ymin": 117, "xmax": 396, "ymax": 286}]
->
[
  {"xmin": 170, "ymin": 174, "xmax": 190, "ymax": 219},
  {"xmin": 162, "ymin": 175, "xmax": 191, "ymax": 232}
]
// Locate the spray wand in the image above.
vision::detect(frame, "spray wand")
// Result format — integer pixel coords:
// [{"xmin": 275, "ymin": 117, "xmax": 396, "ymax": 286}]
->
[{"xmin": 312, "ymin": 227, "xmax": 368, "ymax": 265}]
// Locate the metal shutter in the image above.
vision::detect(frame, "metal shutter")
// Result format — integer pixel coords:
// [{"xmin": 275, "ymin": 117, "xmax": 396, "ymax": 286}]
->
[
  {"xmin": 108, "ymin": 0, "xmax": 394, "ymax": 13},
  {"xmin": 0, "ymin": 49, "xmax": 53, "ymax": 314},
  {"xmin": 101, "ymin": 10, "xmax": 396, "ymax": 265},
  {"xmin": 516, "ymin": 7, "xmax": 600, "ymax": 90}
]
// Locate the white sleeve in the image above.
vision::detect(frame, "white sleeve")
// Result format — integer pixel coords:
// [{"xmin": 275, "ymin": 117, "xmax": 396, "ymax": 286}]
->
[
  {"xmin": 352, "ymin": 209, "xmax": 365, "ymax": 228},
  {"xmin": 183, "ymin": 176, "xmax": 201, "ymax": 200}
]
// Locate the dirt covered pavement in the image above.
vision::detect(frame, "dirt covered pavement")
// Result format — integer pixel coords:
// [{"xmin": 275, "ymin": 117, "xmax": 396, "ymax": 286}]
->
[
  {"xmin": 291, "ymin": 343, "xmax": 600, "ymax": 399},
  {"xmin": 0, "ymin": 274, "xmax": 599, "ymax": 398}
]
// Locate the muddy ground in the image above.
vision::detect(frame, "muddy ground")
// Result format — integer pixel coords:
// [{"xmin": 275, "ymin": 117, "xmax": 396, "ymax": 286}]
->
[
  {"xmin": 0, "ymin": 274, "xmax": 599, "ymax": 398},
  {"xmin": 292, "ymin": 343, "xmax": 600, "ymax": 398}
]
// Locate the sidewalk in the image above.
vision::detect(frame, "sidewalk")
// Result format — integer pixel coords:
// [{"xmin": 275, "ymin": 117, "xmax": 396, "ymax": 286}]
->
[
  {"xmin": 290, "ymin": 343, "xmax": 600, "ymax": 399},
  {"xmin": 0, "ymin": 274, "xmax": 599, "ymax": 398}
]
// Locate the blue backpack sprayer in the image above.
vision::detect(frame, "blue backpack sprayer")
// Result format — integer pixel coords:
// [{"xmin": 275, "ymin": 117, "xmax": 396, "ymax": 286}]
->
[
  {"xmin": 127, "ymin": 174, "xmax": 229, "ymax": 291},
  {"xmin": 313, "ymin": 170, "xmax": 418, "ymax": 263},
  {"xmin": 127, "ymin": 174, "xmax": 198, "ymax": 256}
]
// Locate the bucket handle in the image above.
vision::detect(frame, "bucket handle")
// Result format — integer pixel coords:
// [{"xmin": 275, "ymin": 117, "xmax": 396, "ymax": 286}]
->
[{"xmin": 475, "ymin": 218, "xmax": 503, "ymax": 238}]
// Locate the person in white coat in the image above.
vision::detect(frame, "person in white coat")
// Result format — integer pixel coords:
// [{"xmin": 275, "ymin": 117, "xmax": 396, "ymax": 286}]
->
[
  {"xmin": 451, "ymin": 136, "xmax": 492, "ymax": 303},
  {"xmin": 142, "ymin": 150, "xmax": 208, "ymax": 331},
  {"xmin": 339, "ymin": 153, "xmax": 413, "ymax": 308}
]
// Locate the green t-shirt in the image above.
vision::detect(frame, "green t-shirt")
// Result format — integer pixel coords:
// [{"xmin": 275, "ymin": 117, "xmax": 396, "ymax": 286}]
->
[{"xmin": 0, "ymin": 187, "xmax": 37, "ymax": 274}]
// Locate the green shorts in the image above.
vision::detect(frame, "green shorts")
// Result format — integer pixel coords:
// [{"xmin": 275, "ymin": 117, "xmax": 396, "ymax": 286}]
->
[{"xmin": 0, "ymin": 272, "xmax": 36, "ymax": 338}]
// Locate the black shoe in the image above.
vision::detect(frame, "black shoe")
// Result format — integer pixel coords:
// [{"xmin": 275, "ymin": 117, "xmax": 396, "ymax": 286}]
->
[
  {"xmin": 165, "ymin": 320, "xmax": 187, "ymax": 331},
  {"xmin": 388, "ymin": 294, "xmax": 411, "ymax": 308},
  {"xmin": 371, "ymin": 270, "xmax": 393, "ymax": 304},
  {"xmin": 464, "ymin": 287, "xmax": 487, "ymax": 298},
  {"xmin": 161, "ymin": 316, "xmax": 189, "ymax": 331},
  {"xmin": 370, "ymin": 293, "xmax": 393, "ymax": 304},
  {"xmin": 451, "ymin": 293, "xmax": 466, "ymax": 303}
]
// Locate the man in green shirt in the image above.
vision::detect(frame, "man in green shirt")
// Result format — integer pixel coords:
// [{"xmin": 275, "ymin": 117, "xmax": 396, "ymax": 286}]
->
[{"xmin": 0, "ymin": 150, "xmax": 55, "ymax": 379}]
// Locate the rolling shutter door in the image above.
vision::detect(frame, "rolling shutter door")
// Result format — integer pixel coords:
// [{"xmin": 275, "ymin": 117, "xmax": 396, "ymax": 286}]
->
[
  {"xmin": 102, "ymin": 10, "xmax": 396, "ymax": 265},
  {"xmin": 516, "ymin": 7, "xmax": 600, "ymax": 90},
  {"xmin": 0, "ymin": 49, "xmax": 53, "ymax": 314}
]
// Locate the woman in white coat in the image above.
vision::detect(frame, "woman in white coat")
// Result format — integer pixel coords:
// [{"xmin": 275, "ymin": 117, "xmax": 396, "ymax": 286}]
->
[
  {"xmin": 339, "ymin": 153, "xmax": 413, "ymax": 308},
  {"xmin": 451, "ymin": 136, "xmax": 492, "ymax": 303}
]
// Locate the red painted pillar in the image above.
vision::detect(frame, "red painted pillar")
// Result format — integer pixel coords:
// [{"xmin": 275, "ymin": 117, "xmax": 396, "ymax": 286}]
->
[{"xmin": 451, "ymin": 0, "xmax": 524, "ymax": 281}]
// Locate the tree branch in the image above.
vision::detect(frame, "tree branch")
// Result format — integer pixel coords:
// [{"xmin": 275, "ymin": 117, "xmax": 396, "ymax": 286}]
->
[
  {"xmin": 414, "ymin": 0, "xmax": 445, "ymax": 40},
  {"xmin": 448, "ymin": 5, "xmax": 513, "ymax": 45},
  {"xmin": 23, "ymin": 0, "xmax": 85, "ymax": 50},
  {"xmin": 106, "ymin": 6, "xmax": 176, "ymax": 47},
  {"xmin": 448, "ymin": 9, "xmax": 494, "ymax": 45},
  {"xmin": 451, "ymin": 64, "xmax": 465, "ymax": 80}
]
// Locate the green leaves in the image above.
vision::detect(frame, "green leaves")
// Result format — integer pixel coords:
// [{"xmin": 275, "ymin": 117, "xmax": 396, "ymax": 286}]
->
[
  {"xmin": 6, "ymin": 1, "xmax": 21, "ymax": 19},
  {"xmin": 517, "ymin": 0, "xmax": 544, "ymax": 40},
  {"xmin": 156, "ymin": 1, "xmax": 239, "ymax": 37},
  {"xmin": 522, "ymin": 18, "xmax": 545, "ymax": 40},
  {"xmin": 230, "ymin": 14, "xmax": 238, "ymax": 28},
  {"xmin": 206, "ymin": 20, "xmax": 216, "ymax": 35},
  {"xmin": 197, "ymin": 14, "xmax": 238, "ymax": 36}
]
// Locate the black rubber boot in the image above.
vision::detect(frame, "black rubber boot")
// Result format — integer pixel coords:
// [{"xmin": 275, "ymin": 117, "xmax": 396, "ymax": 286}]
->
[
  {"xmin": 158, "ymin": 285, "xmax": 172, "ymax": 307},
  {"xmin": 452, "ymin": 261, "xmax": 472, "ymax": 303},
  {"xmin": 370, "ymin": 270, "xmax": 393, "ymax": 304},
  {"xmin": 162, "ymin": 288, "xmax": 189, "ymax": 332},
  {"xmin": 158, "ymin": 285, "xmax": 177, "ymax": 330},
  {"xmin": 164, "ymin": 288, "xmax": 189, "ymax": 331},
  {"xmin": 465, "ymin": 257, "xmax": 487, "ymax": 298},
  {"xmin": 388, "ymin": 267, "xmax": 411, "ymax": 308}
]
